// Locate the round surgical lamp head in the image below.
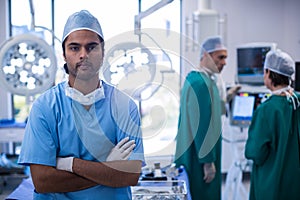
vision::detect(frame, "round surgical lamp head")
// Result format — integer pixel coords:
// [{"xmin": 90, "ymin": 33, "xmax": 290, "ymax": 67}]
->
[
  {"xmin": 0, "ymin": 33, "xmax": 57, "ymax": 96},
  {"xmin": 102, "ymin": 42, "xmax": 156, "ymax": 101}
]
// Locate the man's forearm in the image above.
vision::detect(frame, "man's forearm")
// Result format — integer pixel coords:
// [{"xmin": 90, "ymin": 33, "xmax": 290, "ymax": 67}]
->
[
  {"xmin": 73, "ymin": 158, "xmax": 142, "ymax": 187},
  {"xmin": 31, "ymin": 158, "xmax": 142, "ymax": 193},
  {"xmin": 30, "ymin": 164, "xmax": 97, "ymax": 193}
]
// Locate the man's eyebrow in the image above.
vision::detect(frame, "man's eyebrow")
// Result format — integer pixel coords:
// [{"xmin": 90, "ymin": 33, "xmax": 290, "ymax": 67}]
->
[
  {"xmin": 67, "ymin": 42, "xmax": 80, "ymax": 46},
  {"xmin": 87, "ymin": 42, "xmax": 100, "ymax": 46},
  {"xmin": 67, "ymin": 42, "xmax": 100, "ymax": 46}
]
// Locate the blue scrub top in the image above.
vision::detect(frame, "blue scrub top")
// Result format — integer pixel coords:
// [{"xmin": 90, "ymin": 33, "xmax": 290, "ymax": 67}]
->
[{"xmin": 18, "ymin": 81, "xmax": 145, "ymax": 200}]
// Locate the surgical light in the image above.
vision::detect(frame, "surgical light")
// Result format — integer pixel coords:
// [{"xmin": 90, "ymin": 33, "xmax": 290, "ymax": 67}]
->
[
  {"xmin": 102, "ymin": 42, "xmax": 156, "ymax": 99},
  {"xmin": 0, "ymin": 33, "xmax": 57, "ymax": 96}
]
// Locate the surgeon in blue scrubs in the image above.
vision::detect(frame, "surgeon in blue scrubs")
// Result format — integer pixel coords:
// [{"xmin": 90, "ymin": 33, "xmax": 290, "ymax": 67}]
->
[{"xmin": 18, "ymin": 10, "xmax": 145, "ymax": 200}]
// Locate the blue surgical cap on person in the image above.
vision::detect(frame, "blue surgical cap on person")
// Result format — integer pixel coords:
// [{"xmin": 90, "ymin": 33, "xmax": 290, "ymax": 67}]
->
[
  {"xmin": 264, "ymin": 49, "xmax": 295, "ymax": 78},
  {"xmin": 62, "ymin": 10, "xmax": 104, "ymax": 43},
  {"xmin": 200, "ymin": 36, "xmax": 227, "ymax": 59}
]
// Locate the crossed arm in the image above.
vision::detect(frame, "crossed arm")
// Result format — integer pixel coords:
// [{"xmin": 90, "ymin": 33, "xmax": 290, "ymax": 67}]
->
[
  {"xmin": 31, "ymin": 137, "xmax": 142, "ymax": 193},
  {"xmin": 30, "ymin": 159, "xmax": 142, "ymax": 193}
]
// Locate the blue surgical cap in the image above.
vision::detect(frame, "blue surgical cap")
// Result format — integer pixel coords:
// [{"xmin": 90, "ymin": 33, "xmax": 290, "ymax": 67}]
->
[
  {"xmin": 200, "ymin": 36, "xmax": 227, "ymax": 59},
  {"xmin": 62, "ymin": 10, "xmax": 104, "ymax": 43},
  {"xmin": 264, "ymin": 49, "xmax": 294, "ymax": 78}
]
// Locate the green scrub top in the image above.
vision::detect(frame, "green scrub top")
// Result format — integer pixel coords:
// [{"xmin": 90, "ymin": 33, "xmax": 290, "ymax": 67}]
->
[
  {"xmin": 175, "ymin": 71, "xmax": 222, "ymax": 200},
  {"xmin": 245, "ymin": 94, "xmax": 300, "ymax": 200}
]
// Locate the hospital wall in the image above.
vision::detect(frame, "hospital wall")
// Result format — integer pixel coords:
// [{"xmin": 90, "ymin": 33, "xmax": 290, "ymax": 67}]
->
[{"xmin": 211, "ymin": 0, "xmax": 300, "ymax": 85}]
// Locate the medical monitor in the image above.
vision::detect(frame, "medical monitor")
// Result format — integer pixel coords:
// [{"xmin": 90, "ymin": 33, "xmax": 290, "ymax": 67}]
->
[
  {"xmin": 237, "ymin": 43, "xmax": 277, "ymax": 85},
  {"xmin": 230, "ymin": 92, "xmax": 267, "ymax": 127},
  {"xmin": 294, "ymin": 62, "xmax": 300, "ymax": 92}
]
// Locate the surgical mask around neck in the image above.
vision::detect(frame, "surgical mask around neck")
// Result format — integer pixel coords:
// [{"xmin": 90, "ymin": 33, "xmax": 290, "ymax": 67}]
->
[
  {"xmin": 271, "ymin": 86, "xmax": 291, "ymax": 96},
  {"xmin": 272, "ymin": 86, "xmax": 300, "ymax": 110},
  {"xmin": 199, "ymin": 66, "xmax": 216, "ymax": 80},
  {"xmin": 65, "ymin": 81, "xmax": 105, "ymax": 105}
]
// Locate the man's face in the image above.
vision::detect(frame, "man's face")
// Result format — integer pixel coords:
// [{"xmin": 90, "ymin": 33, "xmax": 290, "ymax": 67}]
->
[
  {"xmin": 209, "ymin": 50, "xmax": 228, "ymax": 73},
  {"xmin": 63, "ymin": 30, "xmax": 104, "ymax": 81}
]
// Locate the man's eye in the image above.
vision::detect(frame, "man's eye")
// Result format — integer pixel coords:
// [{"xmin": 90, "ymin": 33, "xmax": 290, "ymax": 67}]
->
[
  {"xmin": 88, "ymin": 46, "xmax": 95, "ymax": 51},
  {"xmin": 70, "ymin": 46, "xmax": 79, "ymax": 51},
  {"xmin": 87, "ymin": 45, "xmax": 98, "ymax": 51}
]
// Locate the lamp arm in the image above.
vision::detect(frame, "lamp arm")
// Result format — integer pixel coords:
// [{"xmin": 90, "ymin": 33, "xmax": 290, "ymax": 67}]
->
[
  {"xmin": 134, "ymin": 0, "xmax": 174, "ymax": 35},
  {"xmin": 29, "ymin": 0, "xmax": 35, "ymax": 30},
  {"xmin": 34, "ymin": 25, "xmax": 62, "ymax": 43}
]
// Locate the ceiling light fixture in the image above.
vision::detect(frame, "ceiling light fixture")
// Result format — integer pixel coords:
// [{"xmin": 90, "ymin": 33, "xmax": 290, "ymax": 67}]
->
[{"xmin": 0, "ymin": 33, "xmax": 57, "ymax": 96}]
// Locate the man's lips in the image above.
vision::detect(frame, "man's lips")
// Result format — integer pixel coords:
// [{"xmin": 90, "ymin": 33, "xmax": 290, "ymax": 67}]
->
[{"xmin": 76, "ymin": 62, "xmax": 90, "ymax": 70}]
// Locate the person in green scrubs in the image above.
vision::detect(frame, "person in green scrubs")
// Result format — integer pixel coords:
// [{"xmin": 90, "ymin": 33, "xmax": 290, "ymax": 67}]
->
[
  {"xmin": 175, "ymin": 36, "xmax": 229, "ymax": 200},
  {"xmin": 245, "ymin": 49, "xmax": 300, "ymax": 200}
]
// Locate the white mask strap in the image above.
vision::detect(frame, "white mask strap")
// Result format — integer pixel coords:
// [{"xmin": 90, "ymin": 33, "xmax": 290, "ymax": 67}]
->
[
  {"xmin": 65, "ymin": 81, "xmax": 105, "ymax": 105},
  {"xmin": 271, "ymin": 86, "xmax": 290, "ymax": 95},
  {"xmin": 271, "ymin": 86, "xmax": 300, "ymax": 110}
]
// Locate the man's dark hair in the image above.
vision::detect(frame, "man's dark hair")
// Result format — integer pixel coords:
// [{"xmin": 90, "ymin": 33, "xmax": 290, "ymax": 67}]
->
[{"xmin": 266, "ymin": 69, "xmax": 290, "ymax": 87}]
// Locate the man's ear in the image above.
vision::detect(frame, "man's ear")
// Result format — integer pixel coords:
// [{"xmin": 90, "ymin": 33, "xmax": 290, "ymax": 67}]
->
[{"xmin": 63, "ymin": 63, "xmax": 69, "ymax": 74}]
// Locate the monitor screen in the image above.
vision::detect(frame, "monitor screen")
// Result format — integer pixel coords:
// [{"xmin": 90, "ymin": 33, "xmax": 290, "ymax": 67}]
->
[
  {"xmin": 231, "ymin": 95, "xmax": 255, "ymax": 127},
  {"xmin": 237, "ymin": 43, "xmax": 276, "ymax": 85},
  {"xmin": 294, "ymin": 62, "xmax": 300, "ymax": 91},
  {"xmin": 230, "ymin": 92, "xmax": 266, "ymax": 127}
]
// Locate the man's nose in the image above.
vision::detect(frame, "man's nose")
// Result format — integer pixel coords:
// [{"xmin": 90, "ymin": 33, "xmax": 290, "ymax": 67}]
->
[{"xmin": 79, "ymin": 48, "xmax": 89, "ymax": 60}]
